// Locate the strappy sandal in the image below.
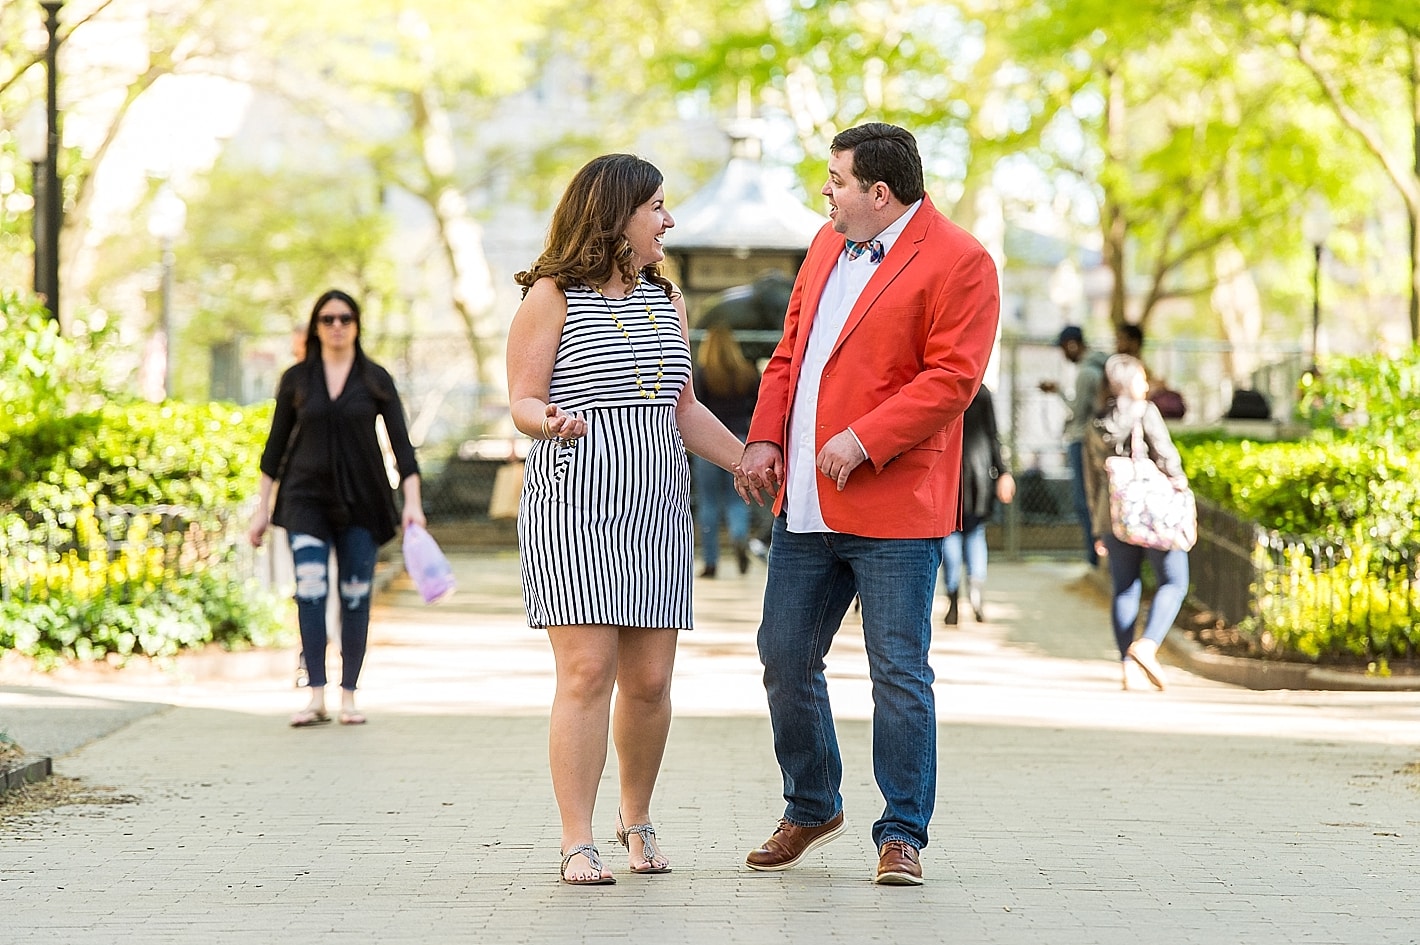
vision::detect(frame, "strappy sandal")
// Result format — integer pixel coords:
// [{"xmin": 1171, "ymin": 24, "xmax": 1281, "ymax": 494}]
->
[
  {"xmin": 560, "ymin": 843, "xmax": 615, "ymax": 885},
  {"xmin": 616, "ymin": 810, "xmax": 672, "ymax": 874}
]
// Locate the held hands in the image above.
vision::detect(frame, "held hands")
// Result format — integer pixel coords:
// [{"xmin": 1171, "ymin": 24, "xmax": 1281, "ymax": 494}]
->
[
  {"xmin": 401, "ymin": 503, "xmax": 427, "ymax": 532},
  {"xmin": 542, "ymin": 403, "xmax": 586, "ymax": 444},
  {"xmin": 736, "ymin": 442, "xmax": 783, "ymax": 506},
  {"xmin": 817, "ymin": 431, "xmax": 867, "ymax": 492}
]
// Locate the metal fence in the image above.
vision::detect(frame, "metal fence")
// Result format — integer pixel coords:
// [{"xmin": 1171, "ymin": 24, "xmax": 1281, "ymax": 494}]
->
[{"xmin": 1186, "ymin": 500, "xmax": 1420, "ymax": 660}]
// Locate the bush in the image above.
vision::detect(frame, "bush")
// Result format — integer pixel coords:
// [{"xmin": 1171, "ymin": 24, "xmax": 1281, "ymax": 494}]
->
[
  {"xmin": 1177, "ymin": 351, "xmax": 1420, "ymax": 663},
  {"xmin": 0, "ymin": 292, "xmax": 288, "ymax": 666}
]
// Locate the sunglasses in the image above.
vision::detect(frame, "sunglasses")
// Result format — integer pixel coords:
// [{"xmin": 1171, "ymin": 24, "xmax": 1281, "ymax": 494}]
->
[{"xmin": 318, "ymin": 313, "xmax": 356, "ymax": 326}]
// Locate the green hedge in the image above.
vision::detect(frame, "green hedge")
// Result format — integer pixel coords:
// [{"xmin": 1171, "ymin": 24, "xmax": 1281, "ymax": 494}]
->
[
  {"xmin": 1174, "ymin": 351, "xmax": 1420, "ymax": 665},
  {"xmin": 0, "ymin": 294, "xmax": 288, "ymax": 667}
]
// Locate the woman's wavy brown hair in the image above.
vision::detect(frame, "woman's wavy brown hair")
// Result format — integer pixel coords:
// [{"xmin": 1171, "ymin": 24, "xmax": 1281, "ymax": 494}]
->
[{"xmin": 514, "ymin": 153, "xmax": 677, "ymax": 301}]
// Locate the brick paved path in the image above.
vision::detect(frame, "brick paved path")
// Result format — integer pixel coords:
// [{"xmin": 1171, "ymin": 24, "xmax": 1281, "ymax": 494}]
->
[{"xmin": 3, "ymin": 553, "xmax": 1418, "ymax": 944}]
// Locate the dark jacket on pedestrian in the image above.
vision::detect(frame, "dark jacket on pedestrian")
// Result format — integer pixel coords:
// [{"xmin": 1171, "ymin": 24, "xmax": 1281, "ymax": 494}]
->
[
  {"xmin": 260, "ymin": 354, "xmax": 419, "ymax": 546},
  {"xmin": 958, "ymin": 386, "xmax": 1006, "ymax": 533}
]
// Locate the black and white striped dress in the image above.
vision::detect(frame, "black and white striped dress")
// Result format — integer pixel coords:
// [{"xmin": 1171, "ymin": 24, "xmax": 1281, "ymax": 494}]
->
[{"xmin": 518, "ymin": 279, "xmax": 694, "ymax": 629}]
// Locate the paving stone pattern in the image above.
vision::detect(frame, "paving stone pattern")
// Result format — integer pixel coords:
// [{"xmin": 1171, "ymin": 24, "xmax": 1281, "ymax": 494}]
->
[{"xmin": 1, "ymin": 554, "xmax": 1418, "ymax": 944}]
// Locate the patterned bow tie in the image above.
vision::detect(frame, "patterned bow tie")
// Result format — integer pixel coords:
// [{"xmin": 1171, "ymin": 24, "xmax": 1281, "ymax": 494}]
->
[{"xmin": 845, "ymin": 238, "xmax": 885, "ymax": 263}]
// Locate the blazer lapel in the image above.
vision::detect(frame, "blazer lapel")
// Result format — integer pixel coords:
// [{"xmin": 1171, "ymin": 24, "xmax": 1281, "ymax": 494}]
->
[{"xmin": 792, "ymin": 234, "xmax": 842, "ymax": 365}]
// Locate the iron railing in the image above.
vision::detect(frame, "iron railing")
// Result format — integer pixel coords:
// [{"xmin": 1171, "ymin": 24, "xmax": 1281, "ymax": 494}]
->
[{"xmin": 1187, "ymin": 499, "xmax": 1420, "ymax": 660}]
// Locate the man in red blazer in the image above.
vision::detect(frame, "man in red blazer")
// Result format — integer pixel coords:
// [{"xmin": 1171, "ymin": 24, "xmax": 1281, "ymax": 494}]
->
[{"xmin": 738, "ymin": 123, "xmax": 999, "ymax": 886}]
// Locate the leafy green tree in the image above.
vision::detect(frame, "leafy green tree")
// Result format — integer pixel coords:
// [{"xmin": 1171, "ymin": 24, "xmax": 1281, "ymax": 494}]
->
[
  {"xmin": 604, "ymin": 0, "xmax": 1052, "ymax": 222},
  {"xmin": 85, "ymin": 159, "xmax": 393, "ymax": 400},
  {"xmin": 1004, "ymin": 0, "xmax": 1346, "ymax": 352},
  {"xmin": 235, "ymin": 0, "xmax": 555, "ymax": 385},
  {"xmin": 2, "ymin": 0, "xmax": 259, "ymax": 324},
  {"xmin": 1268, "ymin": 3, "xmax": 1420, "ymax": 341}
]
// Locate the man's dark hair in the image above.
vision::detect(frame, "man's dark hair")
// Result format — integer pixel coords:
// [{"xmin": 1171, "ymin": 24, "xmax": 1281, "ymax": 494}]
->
[
  {"xmin": 830, "ymin": 123, "xmax": 925, "ymax": 205},
  {"xmin": 1117, "ymin": 323, "xmax": 1144, "ymax": 349}
]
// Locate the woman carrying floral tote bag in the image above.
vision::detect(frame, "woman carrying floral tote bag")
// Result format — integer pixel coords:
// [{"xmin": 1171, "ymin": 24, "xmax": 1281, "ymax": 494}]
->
[{"xmin": 1083, "ymin": 354, "xmax": 1192, "ymax": 692}]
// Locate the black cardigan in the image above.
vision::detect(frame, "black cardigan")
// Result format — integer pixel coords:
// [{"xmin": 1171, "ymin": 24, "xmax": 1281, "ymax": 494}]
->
[
  {"xmin": 259, "ymin": 355, "xmax": 420, "ymax": 546},
  {"xmin": 958, "ymin": 385, "xmax": 1007, "ymax": 531}
]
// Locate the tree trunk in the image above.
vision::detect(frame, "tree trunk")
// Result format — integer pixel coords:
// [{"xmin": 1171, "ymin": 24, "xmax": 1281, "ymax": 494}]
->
[
  {"xmin": 1103, "ymin": 66, "xmax": 1128, "ymax": 329},
  {"xmin": 1410, "ymin": 37, "xmax": 1419, "ymax": 342},
  {"xmin": 410, "ymin": 85, "xmax": 494, "ymax": 386}
]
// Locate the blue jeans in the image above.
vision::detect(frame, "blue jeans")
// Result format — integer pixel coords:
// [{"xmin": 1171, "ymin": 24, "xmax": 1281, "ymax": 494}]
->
[
  {"xmin": 941, "ymin": 523, "xmax": 988, "ymax": 593},
  {"xmin": 289, "ymin": 526, "xmax": 379, "ymax": 690},
  {"xmin": 1067, "ymin": 440, "xmax": 1099, "ymax": 566},
  {"xmin": 692, "ymin": 454, "xmax": 750, "ymax": 567},
  {"xmin": 1103, "ymin": 533, "xmax": 1190, "ymax": 659},
  {"xmin": 757, "ymin": 516, "xmax": 941, "ymax": 850}
]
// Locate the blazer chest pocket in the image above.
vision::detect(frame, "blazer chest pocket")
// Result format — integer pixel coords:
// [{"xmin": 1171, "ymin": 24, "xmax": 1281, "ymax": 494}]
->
[{"xmin": 874, "ymin": 305, "xmax": 927, "ymax": 320}]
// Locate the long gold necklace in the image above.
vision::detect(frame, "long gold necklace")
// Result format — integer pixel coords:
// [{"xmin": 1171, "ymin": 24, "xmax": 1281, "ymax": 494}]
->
[{"xmin": 595, "ymin": 280, "xmax": 665, "ymax": 400}]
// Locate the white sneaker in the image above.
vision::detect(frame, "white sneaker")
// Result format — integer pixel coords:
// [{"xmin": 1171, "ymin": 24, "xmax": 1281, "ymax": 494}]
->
[
  {"xmin": 1121, "ymin": 658, "xmax": 1150, "ymax": 691},
  {"xmin": 1127, "ymin": 639, "xmax": 1168, "ymax": 690}
]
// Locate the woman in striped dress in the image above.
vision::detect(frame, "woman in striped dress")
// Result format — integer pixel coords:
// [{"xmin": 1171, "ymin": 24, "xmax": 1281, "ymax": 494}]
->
[{"xmin": 506, "ymin": 154, "xmax": 748, "ymax": 885}]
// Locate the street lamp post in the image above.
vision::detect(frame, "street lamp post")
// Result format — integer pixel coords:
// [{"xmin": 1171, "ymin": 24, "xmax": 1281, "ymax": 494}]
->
[
  {"xmin": 17, "ymin": 103, "xmax": 48, "ymax": 306},
  {"xmin": 1302, "ymin": 197, "xmax": 1333, "ymax": 373},
  {"xmin": 147, "ymin": 183, "xmax": 187, "ymax": 400},
  {"xmin": 31, "ymin": 1, "xmax": 64, "ymax": 321}
]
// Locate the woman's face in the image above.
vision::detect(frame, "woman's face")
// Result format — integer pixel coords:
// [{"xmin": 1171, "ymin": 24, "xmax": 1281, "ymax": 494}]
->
[
  {"xmin": 1128, "ymin": 369, "xmax": 1149, "ymax": 400},
  {"xmin": 623, "ymin": 186, "xmax": 674, "ymax": 269},
  {"xmin": 315, "ymin": 298, "xmax": 359, "ymax": 355}
]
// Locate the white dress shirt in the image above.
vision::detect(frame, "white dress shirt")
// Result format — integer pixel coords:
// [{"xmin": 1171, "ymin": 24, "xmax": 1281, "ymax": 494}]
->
[{"xmin": 784, "ymin": 200, "xmax": 922, "ymax": 533}]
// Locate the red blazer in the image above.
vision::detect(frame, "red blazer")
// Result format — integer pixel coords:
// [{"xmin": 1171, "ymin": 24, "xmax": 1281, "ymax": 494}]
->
[{"xmin": 746, "ymin": 195, "xmax": 1000, "ymax": 539}]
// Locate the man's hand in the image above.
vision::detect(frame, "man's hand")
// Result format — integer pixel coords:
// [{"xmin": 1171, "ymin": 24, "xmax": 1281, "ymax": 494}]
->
[
  {"xmin": 816, "ymin": 431, "xmax": 867, "ymax": 492},
  {"xmin": 737, "ymin": 442, "xmax": 783, "ymax": 506}
]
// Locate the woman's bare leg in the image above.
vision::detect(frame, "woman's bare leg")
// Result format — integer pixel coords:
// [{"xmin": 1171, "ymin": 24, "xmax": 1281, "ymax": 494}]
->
[
  {"xmin": 612, "ymin": 627, "xmax": 678, "ymax": 870},
  {"xmin": 547, "ymin": 624, "xmax": 618, "ymax": 881}
]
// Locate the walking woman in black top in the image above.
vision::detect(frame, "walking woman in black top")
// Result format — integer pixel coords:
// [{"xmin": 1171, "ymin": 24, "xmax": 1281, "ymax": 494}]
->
[{"xmin": 248, "ymin": 289, "xmax": 425, "ymax": 727}]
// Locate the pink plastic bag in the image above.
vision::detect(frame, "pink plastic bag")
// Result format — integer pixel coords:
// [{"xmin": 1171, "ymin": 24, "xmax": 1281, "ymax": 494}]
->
[{"xmin": 402, "ymin": 523, "xmax": 456, "ymax": 604}]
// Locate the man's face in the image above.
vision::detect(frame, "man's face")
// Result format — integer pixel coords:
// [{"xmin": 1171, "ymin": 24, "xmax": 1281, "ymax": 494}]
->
[
  {"xmin": 1060, "ymin": 339, "xmax": 1084, "ymax": 363},
  {"xmin": 821, "ymin": 149, "xmax": 879, "ymax": 239}
]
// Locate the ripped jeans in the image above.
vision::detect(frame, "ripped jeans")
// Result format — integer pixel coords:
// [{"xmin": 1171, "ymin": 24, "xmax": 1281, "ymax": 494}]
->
[{"xmin": 289, "ymin": 526, "xmax": 378, "ymax": 690}]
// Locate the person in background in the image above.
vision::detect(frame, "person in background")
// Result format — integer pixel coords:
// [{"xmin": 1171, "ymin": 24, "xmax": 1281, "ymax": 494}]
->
[
  {"xmin": 692, "ymin": 324, "xmax": 761, "ymax": 577},
  {"xmin": 1116, "ymin": 322, "xmax": 1186, "ymax": 420},
  {"xmin": 506, "ymin": 154, "xmax": 747, "ymax": 886},
  {"xmin": 1083, "ymin": 354, "xmax": 1190, "ymax": 691},
  {"xmin": 1040, "ymin": 325, "xmax": 1110, "ymax": 566},
  {"xmin": 942, "ymin": 385, "xmax": 1015, "ymax": 625},
  {"xmin": 248, "ymin": 289, "xmax": 425, "ymax": 727},
  {"xmin": 738, "ymin": 122, "xmax": 999, "ymax": 886}
]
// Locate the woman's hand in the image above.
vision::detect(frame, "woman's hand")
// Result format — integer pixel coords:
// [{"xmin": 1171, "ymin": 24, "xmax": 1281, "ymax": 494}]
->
[
  {"xmin": 542, "ymin": 403, "xmax": 586, "ymax": 442},
  {"xmin": 996, "ymin": 471, "xmax": 1016, "ymax": 504},
  {"xmin": 247, "ymin": 507, "xmax": 270, "ymax": 548},
  {"xmin": 401, "ymin": 476, "xmax": 426, "ymax": 531}
]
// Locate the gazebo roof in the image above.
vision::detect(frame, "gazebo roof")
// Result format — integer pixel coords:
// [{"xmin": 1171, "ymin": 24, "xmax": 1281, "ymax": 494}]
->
[{"xmin": 668, "ymin": 121, "xmax": 827, "ymax": 254}]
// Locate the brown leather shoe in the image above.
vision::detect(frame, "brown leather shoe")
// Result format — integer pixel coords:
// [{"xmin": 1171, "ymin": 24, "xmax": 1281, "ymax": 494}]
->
[
  {"xmin": 745, "ymin": 812, "xmax": 845, "ymax": 871},
  {"xmin": 873, "ymin": 839, "xmax": 923, "ymax": 885}
]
